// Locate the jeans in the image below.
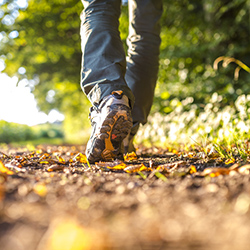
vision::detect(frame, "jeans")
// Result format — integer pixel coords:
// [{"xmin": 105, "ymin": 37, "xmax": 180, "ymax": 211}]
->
[{"xmin": 80, "ymin": 0, "xmax": 162, "ymax": 134}]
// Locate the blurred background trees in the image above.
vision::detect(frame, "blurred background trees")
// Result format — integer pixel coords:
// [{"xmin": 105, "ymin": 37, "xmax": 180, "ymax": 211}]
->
[{"xmin": 0, "ymin": 0, "xmax": 250, "ymax": 143}]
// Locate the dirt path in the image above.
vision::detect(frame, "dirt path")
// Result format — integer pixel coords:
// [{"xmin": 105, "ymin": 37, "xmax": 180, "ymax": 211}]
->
[{"xmin": 1, "ymin": 145, "xmax": 250, "ymax": 250}]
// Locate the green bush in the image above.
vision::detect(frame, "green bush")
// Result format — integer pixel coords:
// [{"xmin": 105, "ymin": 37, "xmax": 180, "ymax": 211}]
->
[
  {"xmin": 136, "ymin": 93, "xmax": 250, "ymax": 147},
  {"xmin": 0, "ymin": 121, "xmax": 64, "ymax": 144}
]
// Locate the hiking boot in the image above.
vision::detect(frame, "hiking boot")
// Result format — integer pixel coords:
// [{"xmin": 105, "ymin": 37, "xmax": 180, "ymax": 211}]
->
[
  {"xmin": 86, "ymin": 91, "xmax": 133, "ymax": 163},
  {"xmin": 122, "ymin": 133, "xmax": 136, "ymax": 154},
  {"xmin": 121, "ymin": 122, "xmax": 140, "ymax": 154}
]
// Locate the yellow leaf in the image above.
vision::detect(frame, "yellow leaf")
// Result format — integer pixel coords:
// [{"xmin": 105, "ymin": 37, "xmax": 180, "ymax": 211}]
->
[
  {"xmin": 57, "ymin": 156, "xmax": 66, "ymax": 164},
  {"xmin": 225, "ymin": 158, "xmax": 235, "ymax": 164},
  {"xmin": 138, "ymin": 164, "xmax": 149, "ymax": 172},
  {"xmin": 40, "ymin": 161, "xmax": 50, "ymax": 164},
  {"xmin": 73, "ymin": 153, "xmax": 88, "ymax": 163},
  {"xmin": 0, "ymin": 161, "xmax": 14, "ymax": 175},
  {"xmin": 172, "ymin": 149, "xmax": 178, "ymax": 154},
  {"xmin": 107, "ymin": 162, "xmax": 127, "ymax": 170},
  {"xmin": 189, "ymin": 165, "xmax": 197, "ymax": 174},
  {"xmin": 124, "ymin": 152, "xmax": 137, "ymax": 161},
  {"xmin": 124, "ymin": 164, "xmax": 149, "ymax": 173}
]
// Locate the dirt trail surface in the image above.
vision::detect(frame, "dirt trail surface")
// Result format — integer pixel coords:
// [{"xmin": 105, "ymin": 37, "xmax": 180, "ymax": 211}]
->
[{"xmin": 1, "ymin": 145, "xmax": 250, "ymax": 250}]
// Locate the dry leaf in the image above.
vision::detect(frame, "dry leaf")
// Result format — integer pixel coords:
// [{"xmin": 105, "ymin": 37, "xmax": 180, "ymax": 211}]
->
[
  {"xmin": 56, "ymin": 156, "xmax": 66, "ymax": 164},
  {"xmin": 124, "ymin": 164, "xmax": 150, "ymax": 173},
  {"xmin": 47, "ymin": 165, "xmax": 65, "ymax": 172},
  {"xmin": 107, "ymin": 162, "xmax": 127, "ymax": 170},
  {"xmin": 156, "ymin": 161, "xmax": 187, "ymax": 171},
  {"xmin": 189, "ymin": 165, "xmax": 197, "ymax": 174},
  {"xmin": 96, "ymin": 160, "xmax": 125, "ymax": 170},
  {"xmin": 172, "ymin": 149, "xmax": 179, "ymax": 154},
  {"xmin": 0, "ymin": 160, "xmax": 14, "ymax": 175},
  {"xmin": 73, "ymin": 153, "xmax": 88, "ymax": 163},
  {"xmin": 124, "ymin": 152, "xmax": 137, "ymax": 161},
  {"xmin": 225, "ymin": 159, "xmax": 235, "ymax": 164}
]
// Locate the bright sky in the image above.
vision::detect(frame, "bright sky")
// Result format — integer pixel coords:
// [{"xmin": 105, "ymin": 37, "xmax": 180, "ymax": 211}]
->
[
  {"xmin": 0, "ymin": 66, "xmax": 65, "ymax": 126},
  {"xmin": 0, "ymin": 0, "xmax": 65, "ymax": 126}
]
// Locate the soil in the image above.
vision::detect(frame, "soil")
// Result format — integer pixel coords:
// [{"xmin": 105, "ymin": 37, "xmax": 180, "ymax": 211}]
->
[{"xmin": 1, "ymin": 145, "xmax": 250, "ymax": 250}]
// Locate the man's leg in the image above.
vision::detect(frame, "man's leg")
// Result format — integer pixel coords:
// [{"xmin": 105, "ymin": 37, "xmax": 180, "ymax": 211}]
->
[
  {"xmin": 80, "ymin": 0, "xmax": 133, "ymax": 162},
  {"xmin": 126, "ymin": 0, "xmax": 163, "ymax": 136},
  {"xmin": 80, "ymin": 0, "xmax": 134, "ymax": 107}
]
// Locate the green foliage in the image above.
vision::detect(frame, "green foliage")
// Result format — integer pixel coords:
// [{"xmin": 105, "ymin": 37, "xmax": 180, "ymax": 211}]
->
[
  {"xmin": 155, "ymin": 0, "xmax": 250, "ymax": 114},
  {"xmin": 136, "ymin": 93, "xmax": 250, "ymax": 147},
  {"xmin": 0, "ymin": 120, "xmax": 64, "ymax": 143}
]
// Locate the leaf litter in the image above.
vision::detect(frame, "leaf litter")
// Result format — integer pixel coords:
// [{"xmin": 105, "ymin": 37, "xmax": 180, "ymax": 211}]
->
[{"xmin": 1, "ymin": 144, "xmax": 250, "ymax": 249}]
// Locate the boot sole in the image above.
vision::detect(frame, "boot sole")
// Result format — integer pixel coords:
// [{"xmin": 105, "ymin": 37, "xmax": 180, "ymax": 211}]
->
[{"xmin": 87, "ymin": 104, "xmax": 132, "ymax": 163}]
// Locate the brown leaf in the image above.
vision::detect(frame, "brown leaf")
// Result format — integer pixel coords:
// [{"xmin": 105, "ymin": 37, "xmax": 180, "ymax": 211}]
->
[
  {"xmin": 156, "ymin": 161, "xmax": 187, "ymax": 171},
  {"xmin": 47, "ymin": 164, "xmax": 65, "ymax": 172},
  {"xmin": 0, "ymin": 184, "xmax": 5, "ymax": 201}
]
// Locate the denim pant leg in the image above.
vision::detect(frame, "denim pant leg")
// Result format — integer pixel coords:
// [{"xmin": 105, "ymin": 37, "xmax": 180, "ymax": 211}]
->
[
  {"xmin": 80, "ymin": 0, "xmax": 135, "ymax": 107},
  {"xmin": 125, "ymin": 0, "xmax": 163, "ymax": 134}
]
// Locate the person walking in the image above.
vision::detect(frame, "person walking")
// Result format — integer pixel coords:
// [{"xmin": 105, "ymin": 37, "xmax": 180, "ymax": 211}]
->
[{"xmin": 80, "ymin": 0, "xmax": 163, "ymax": 162}]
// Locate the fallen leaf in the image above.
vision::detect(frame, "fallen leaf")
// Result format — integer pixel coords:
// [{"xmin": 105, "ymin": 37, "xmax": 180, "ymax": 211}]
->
[
  {"xmin": 124, "ymin": 152, "xmax": 137, "ymax": 161},
  {"xmin": 73, "ymin": 153, "xmax": 88, "ymax": 163},
  {"xmin": 189, "ymin": 165, "xmax": 197, "ymax": 174},
  {"xmin": 47, "ymin": 165, "xmax": 65, "ymax": 172},
  {"xmin": 156, "ymin": 161, "xmax": 187, "ymax": 171},
  {"xmin": 124, "ymin": 164, "xmax": 150, "ymax": 173},
  {"xmin": 107, "ymin": 162, "xmax": 127, "ymax": 170},
  {"xmin": 0, "ymin": 161, "xmax": 14, "ymax": 175},
  {"xmin": 172, "ymin": 149, "xmax": 179, "ymax": 154},
  {"xmin": 56, "ymin": 156, "xmax": 66, "ymax": 164},
  {"xmin": 96, "ymin": 160, "xmax": 125, "ymax": 170},
  {"xmin": 225, "ymin": 159, "xmax": 235, "ymax": 164}
]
